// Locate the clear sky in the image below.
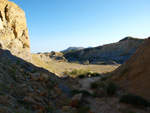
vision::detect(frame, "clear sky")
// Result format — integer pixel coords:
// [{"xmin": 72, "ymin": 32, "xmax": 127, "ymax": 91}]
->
[{"xmin": 10, "ymin": 0, "xmax": 150, "ymax": 53}]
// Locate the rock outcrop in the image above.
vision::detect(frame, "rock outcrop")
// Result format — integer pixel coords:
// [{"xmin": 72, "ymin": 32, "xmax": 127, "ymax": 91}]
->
[
  {"xmin": 0, "ymin": 0, "xmax": 31, "ymax": 61},
  {"xmin": 112, "ymin": 37, "xmax": 150, "ymax": 99},
  {"xmin": 64, "ymin": 37, "xmax": 144, "ymax": 64},
  {"xmin": 40, "ymin": 51, "xmax": 67, "ymax": 62},
  {"xmin": 0, "ymin": 48, "xmax": 72, "ymax": 113}
]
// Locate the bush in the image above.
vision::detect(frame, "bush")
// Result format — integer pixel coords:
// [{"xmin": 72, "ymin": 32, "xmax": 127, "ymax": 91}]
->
[
  {"xmin": 83, "ymin": 60, "xmax": 89, "ymax": 65},
  {"xmin": 77, "ymin": 105, "xmax": 90, "ymax": 113},
  {"xmin": 91, "ymin": 82, "xmax": 99, "ymax": 89},
  {"xmin": 78, "ymin": 74, "xmax": 86, "ymax": 79},
  {"xmin": 106, "ymin": 82, "xmax": 117, "ymax": 95},
  {"xmin": 90, "ymin": 72, "xmax": 100, "ymax": 77},
  {"xmin": 46, "ymin": 106, "xmax": 55, "ymax": 112},
  {"xmin": 101, "ymin": 76, "xmax": 108, "ymax": 81},
  {"xmin": 91, "ymin": 81, "xmax": 105, "ymax": 89},
  {"xmin": 63, "ymin": 68, "xmax": 101, "ymax": 78},
  {"xmin": 119, "ymin": 94, "xmax": 150, "ymax": 107},
  {"xmin": 71, "ymin": 89, "xmax": 93, "ymax": 97},
  {"xmin": 63, "ymin": 69, "xmax": 70, "ymax": 75}
]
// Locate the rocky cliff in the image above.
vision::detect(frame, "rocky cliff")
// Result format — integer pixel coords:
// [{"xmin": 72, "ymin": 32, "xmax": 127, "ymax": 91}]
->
[
  {"xmin": 64, "ymin": 37, "xmax": 144, "ymax": 64},
  {"xmin": 112, "ymin": 37, "xmax": 150, "ymax": 99},
  {"xmin": 0, "ymin": 0, "xmax": 31, "ymax": 61}
]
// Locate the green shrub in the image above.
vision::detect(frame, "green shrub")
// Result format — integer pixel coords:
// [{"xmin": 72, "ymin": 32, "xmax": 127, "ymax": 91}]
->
[
  {"xmin": 91, "ymin": 82, "xmax": 99, "ymax": 89},
  {"xmin": 106, "ymin": 82, "xmax": 117, "ymax": 95},
  {"xmin": 90, "ymin": 72, "xmax": 100, "ymax": 77},
  {"xmin": 78, "ymin": 74, "xmax": 86, "ymax": 79},
  {"xmin": 83, "ymin": 60, "xmax": 89, "ymax": 65},
  {"xmin": 32, "ymin": 69, "xmax": 38, "ymax": 73},
  {"xmin": 77, "ymin": 105, "xmax": 90, "ymax": 113},
  {"xmin": 63, "ymin": 69, "xmax": 70, "ymax": 75},
  {"xmin": 119, "ymin": 94, "xmax": 150, "ymax": 107},
  {"xmin": 101, "ymin": 76, "xmax": 108, "ymax": 81},
  {"xmin": 63, "ymin": 68, "xmax": 100, "ymax": 78},
  {"xmin": 17, "ymin": 99, "xmax": 29, "ymax": 105},
  {"xmin": 70, "ymin": 69, "xmax": 79, "ymax": 75},
  {"xmin": 8, "ymin": 66, "xmax": 17, "ymax": 77},
  {"xmin": 71, "ymin": 89, "xmax": 93, "ymax": 97},
  {"xmin": 46, "ymin": 106, "xmax": 55, "ymax": 112},
  {"xmin": 91, "ymin": 81, "xmax": 106, "ymax": 89}
]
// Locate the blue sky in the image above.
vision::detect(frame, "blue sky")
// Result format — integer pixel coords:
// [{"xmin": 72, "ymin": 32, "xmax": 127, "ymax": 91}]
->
[{"xmin": 11, "ymin": 0, "xmax": 150, "ymax": 53}]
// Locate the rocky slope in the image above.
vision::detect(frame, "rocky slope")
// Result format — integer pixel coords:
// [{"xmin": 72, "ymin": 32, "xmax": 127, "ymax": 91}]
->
[
  {"xmin": 0, "ymin": 48, "xmax": 75, "ymax": 113},
  {"xmin": 112, "ymin": 37, "xmax": 150, "ymax": 99},
  {"xmin": 39, "ymin": 51, "xmax": 67, "ymax": 62},
  {"xmin": 0, "ymin": 0, "xmax": 31, "ymax": 61},
  {"xmin": 64, "ymin": 37, "xmax": 144, "ymax": 64}
]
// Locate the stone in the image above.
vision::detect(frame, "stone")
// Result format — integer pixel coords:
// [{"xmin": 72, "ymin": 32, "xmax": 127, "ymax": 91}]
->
[
  {"xmin": 70, "ymin": 93, "xmax": 82, "ymax": 107},
  {"xmin": 62, "ymin": 106, "xmax": 77, "ymax": 113},
  {"xmin": 23, "ymin": 96, "xmax": 37, "ymax": 105},
  {"xmin": 0, "ymin": 106, "xmax": 12, "ymax": 113},
  {"xmin": 39, "ymin": 91, "xmax": 48, "ymax": 97},
  {"xmin": 89, "ymin": 110, "xmax": 94, "ymax": 113},
  {"xmin": 0, "ymin": 95, "xmax": 14, "ymax": 107},
  {"xmin": 37, "ymin": 109, "xmax": 44, "ymax": 113},
  {"xmin": 33, "ymin": 105, "xmax": 45, "ymax": 111}
]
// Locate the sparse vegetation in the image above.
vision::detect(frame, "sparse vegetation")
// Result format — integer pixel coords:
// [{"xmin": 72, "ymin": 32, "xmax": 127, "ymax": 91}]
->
[
  {"xmin": 17, "ymin": 99, "xmax": 28, "ymax": 105},
  {"xmin": 119, "ymin": 94, "xmax": 150, "ymax": 107},
  {"xmin": 8, "ymin": 66, "xmax": 17, "ymax": 78},
  {"xmin": 63, "ymin": 68, "xmax": 101, "ymax": 78},
  {"xmin": 77, "ymin": 105, "xmax": 90, "ymax": 113},
  {"xmin": 91, "ymin": 81, "xmax": 99, "ymax": 89},
  {"xmin": 101, "ymin": 76, "xmax": 108, "ymax": 81},
  {"xmin": 46, "ymin": 106, "xmax": 55, "ymax": 112},
  {"xmin": 106, "ymin": 82, "xmax": 117, "ymax": 95},
  {"xmin": 71, "ymin": 89, "xmax": 93, "ymax": 97},
  {"xmin": 91, "ymin": 81, "xmax": 105, "ymax": 89},
  {"xmin": 83, "ymin": 60, "xmax": 89, "ymax": 65}
]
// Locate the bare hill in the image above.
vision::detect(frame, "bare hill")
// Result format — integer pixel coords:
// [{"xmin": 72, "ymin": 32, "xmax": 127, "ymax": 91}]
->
[
  {"xmin": 112, "ymin": 37, "xmax": 150, "ymax": 99},
  {"xmin": 64, "ymin": 37, "xmax": 144, "ymax": 64}
]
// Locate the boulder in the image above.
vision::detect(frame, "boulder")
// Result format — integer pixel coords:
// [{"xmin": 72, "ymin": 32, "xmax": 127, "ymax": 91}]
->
[
  {"xmin": 0, "ymin": 106, "xmax": 12, "ymax": 113},
  {"xmin": 62, "ymin": 106, "xmax": 77, "ymax": 113},
  {"xmin": 0, "ymin": 95, "xmax": 14, "ymax": 107},
  {"xmin": 70, "ymin": 93, "xmax": 82, "ymax": 107}
]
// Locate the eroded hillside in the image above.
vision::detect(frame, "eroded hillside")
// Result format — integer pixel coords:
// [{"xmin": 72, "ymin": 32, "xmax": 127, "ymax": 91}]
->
[
  {"xmin": 113, "ymin": 37, "xmax": 150, "ymax": 99},
  {"xmin": 64, "ymin": 37, "xmax": 144, "ymax": 64}
]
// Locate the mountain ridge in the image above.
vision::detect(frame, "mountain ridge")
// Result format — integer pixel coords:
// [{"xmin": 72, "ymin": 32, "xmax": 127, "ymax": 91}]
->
[
  {"xmin": 64, "ymin": 37, "xmax": 145, "ymax": 64},
  {"xmin": 61, "ymin": 46, "xmax": 85, "ymax": 53}
]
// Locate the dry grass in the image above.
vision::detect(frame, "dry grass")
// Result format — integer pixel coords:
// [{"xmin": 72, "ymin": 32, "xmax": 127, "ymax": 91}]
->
[
  {"xmin": 32, "ymin": 54, "xmax": 119, "ymax": 77},
  {"xmin": 52, "ymin": 61, "xmax": 119, "ymax": 76},
  {"xmin": 32, "ymin": 54, "xmax": 56, "ymax": 73}
]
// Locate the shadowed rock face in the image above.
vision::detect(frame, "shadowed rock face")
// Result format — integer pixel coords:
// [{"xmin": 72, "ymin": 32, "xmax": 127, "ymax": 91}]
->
[
  {"xmin": 64, "ymin": 37, "xmax": 144, "ymax": 64},
  {"xmin": 113, "ymin": 37, "xmax": 150, "ymax": 99},
  {"xmin": 0, "ymin": 0, "xmax": 31, "ymax": 61}
]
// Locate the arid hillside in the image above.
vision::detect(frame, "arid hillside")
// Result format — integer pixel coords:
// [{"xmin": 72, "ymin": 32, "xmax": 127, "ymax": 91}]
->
[
  {"xmin": 113, "ymin": 37, "xmax": 150, "ymax": 99},
  {"xmin": 64, "ymin": 37, "xmax": 144, "ymax": 64}
]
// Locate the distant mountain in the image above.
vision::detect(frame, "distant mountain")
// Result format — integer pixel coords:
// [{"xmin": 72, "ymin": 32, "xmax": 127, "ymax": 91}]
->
[
  {"xmin": 64, "ymin": 37, "xmax": 145, "ymax": 64},
  {"xmin": 61, "ymin": 47, "xmax": 84, "ymax": 52}
]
